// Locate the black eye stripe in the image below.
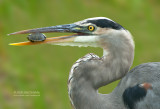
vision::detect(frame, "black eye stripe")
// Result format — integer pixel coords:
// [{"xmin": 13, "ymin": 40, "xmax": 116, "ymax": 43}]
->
[{"xmin": 86, "ymin": 19, "xmax": 124, "ymax": 30}]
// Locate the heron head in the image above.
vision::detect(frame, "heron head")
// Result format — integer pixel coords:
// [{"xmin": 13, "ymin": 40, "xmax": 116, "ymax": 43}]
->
[{"xmin": 9, "ymin": 17, "xmax": 128, "ymax": 47}]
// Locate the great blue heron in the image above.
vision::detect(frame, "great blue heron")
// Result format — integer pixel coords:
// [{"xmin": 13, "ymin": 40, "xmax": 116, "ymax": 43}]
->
[{"xmin": 9, "ymin": 17, "xmax": 160, "ymax": 109}]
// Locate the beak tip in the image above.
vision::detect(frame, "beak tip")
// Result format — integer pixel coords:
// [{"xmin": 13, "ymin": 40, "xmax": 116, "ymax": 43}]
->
[
  {"xmin": 9, "ymin": 43, "xmax": 16, "ymax": 46},
  {"xmin": 7, "ymin": 30, "xmax": 29, "ymax": 36},
  {"xmin": 7, "ymin": 32, "xmax": 18, "ymax": 36},
  {"xmin": 9, "ymin": 43, "xmax": 23, "ymax": 46},
  {"xmin": 7, "ymin": 33, "xmax": 12, "ymax": 36}
]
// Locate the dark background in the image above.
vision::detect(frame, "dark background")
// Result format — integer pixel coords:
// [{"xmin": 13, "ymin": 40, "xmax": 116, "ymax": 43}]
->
[{"xmin": 0, "ymin": 0, "xmax": 160, "ymax": 109}]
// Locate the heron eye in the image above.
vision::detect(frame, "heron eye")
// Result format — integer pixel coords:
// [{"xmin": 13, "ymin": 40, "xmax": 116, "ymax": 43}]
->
[{"xmin": 88, "ymin": 25, "xmax": 95, "ymax": 31}]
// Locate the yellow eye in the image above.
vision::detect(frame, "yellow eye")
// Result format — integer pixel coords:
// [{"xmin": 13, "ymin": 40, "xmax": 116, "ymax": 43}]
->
[{"xmin": 88, "ymin": 25, "xmax": 95, "ymax": 31}]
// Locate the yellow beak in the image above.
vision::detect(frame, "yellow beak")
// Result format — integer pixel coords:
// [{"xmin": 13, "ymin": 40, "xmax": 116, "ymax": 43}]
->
[{"xmin": 9, "ymin": 35, "xmax": 77, "ymax": 46}]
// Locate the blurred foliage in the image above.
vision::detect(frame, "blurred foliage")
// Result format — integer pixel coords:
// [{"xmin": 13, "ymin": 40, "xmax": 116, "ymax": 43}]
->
[{"xmin": 0, "ymin": 0, "xmax": 160, "ymax": 109}]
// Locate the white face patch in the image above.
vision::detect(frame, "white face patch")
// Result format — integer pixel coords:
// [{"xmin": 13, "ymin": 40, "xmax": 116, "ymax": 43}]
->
[
  {"xmin": 53, "ymin": 42, "xmax": 99, "ymax": 47},
  {"xmin": 52, "ymin": 35, "xmax": 99, "ymax": 47},
  {"xmin": 74, "ymin": 35, "xmax": 99, "ymax": 43}
]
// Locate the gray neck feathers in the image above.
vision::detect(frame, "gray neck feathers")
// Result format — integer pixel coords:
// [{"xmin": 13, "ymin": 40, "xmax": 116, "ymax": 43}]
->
[
  {"xmin": 101, "ymin": 30, "xmax": 134, "ymax": 85},
  {"xmin": 68, "ymin": 30, "xmax": 134, "ymax": 109}
]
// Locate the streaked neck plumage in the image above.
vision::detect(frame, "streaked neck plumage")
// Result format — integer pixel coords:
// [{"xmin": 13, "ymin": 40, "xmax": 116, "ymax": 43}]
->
[{"xmin": 68, "ymin": 29, "xmax": 135, "ymax": 109}]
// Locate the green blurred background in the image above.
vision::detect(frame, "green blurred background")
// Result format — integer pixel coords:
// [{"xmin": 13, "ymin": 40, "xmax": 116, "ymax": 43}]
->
[{"xmin": 0, "ymin": 0, "xmax": 160, "ymax": 109}]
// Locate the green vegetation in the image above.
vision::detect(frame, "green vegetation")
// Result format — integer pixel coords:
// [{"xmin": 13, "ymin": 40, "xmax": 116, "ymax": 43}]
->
[{"xmin": 0, "ymin": 0, "xmax": 160, "ymax": 109}]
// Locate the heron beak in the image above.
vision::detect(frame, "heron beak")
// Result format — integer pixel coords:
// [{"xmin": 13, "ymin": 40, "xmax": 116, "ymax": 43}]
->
[{"xmin": 8, "ymin": 24, "xmax": 86, "ymax": 46}]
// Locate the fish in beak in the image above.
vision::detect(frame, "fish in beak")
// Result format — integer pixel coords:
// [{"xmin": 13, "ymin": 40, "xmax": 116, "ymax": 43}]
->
[{"xmin": 8, "ymin": 23, "xmax": 99, "ymax": 47}]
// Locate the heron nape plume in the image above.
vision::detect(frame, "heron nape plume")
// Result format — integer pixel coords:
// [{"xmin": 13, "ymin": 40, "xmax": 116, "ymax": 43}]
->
[{"xmin": 9, "ymin": 17, "xmax": 160, "ymax": 109}]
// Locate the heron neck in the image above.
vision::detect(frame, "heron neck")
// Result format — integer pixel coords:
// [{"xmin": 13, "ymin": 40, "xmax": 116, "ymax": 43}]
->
[
  {"xmin": 98, "ymin": 30, "xmax": 135, "ymax": 87},
  {"xmin": 69, "ymin": 30, "xmax": 134, "ymax": 109}
]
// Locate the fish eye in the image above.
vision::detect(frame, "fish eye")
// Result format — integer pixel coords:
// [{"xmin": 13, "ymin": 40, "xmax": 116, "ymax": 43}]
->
[{"xmin": 88, "ymin": 25, "xmax": 95, "ymax": 31}]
